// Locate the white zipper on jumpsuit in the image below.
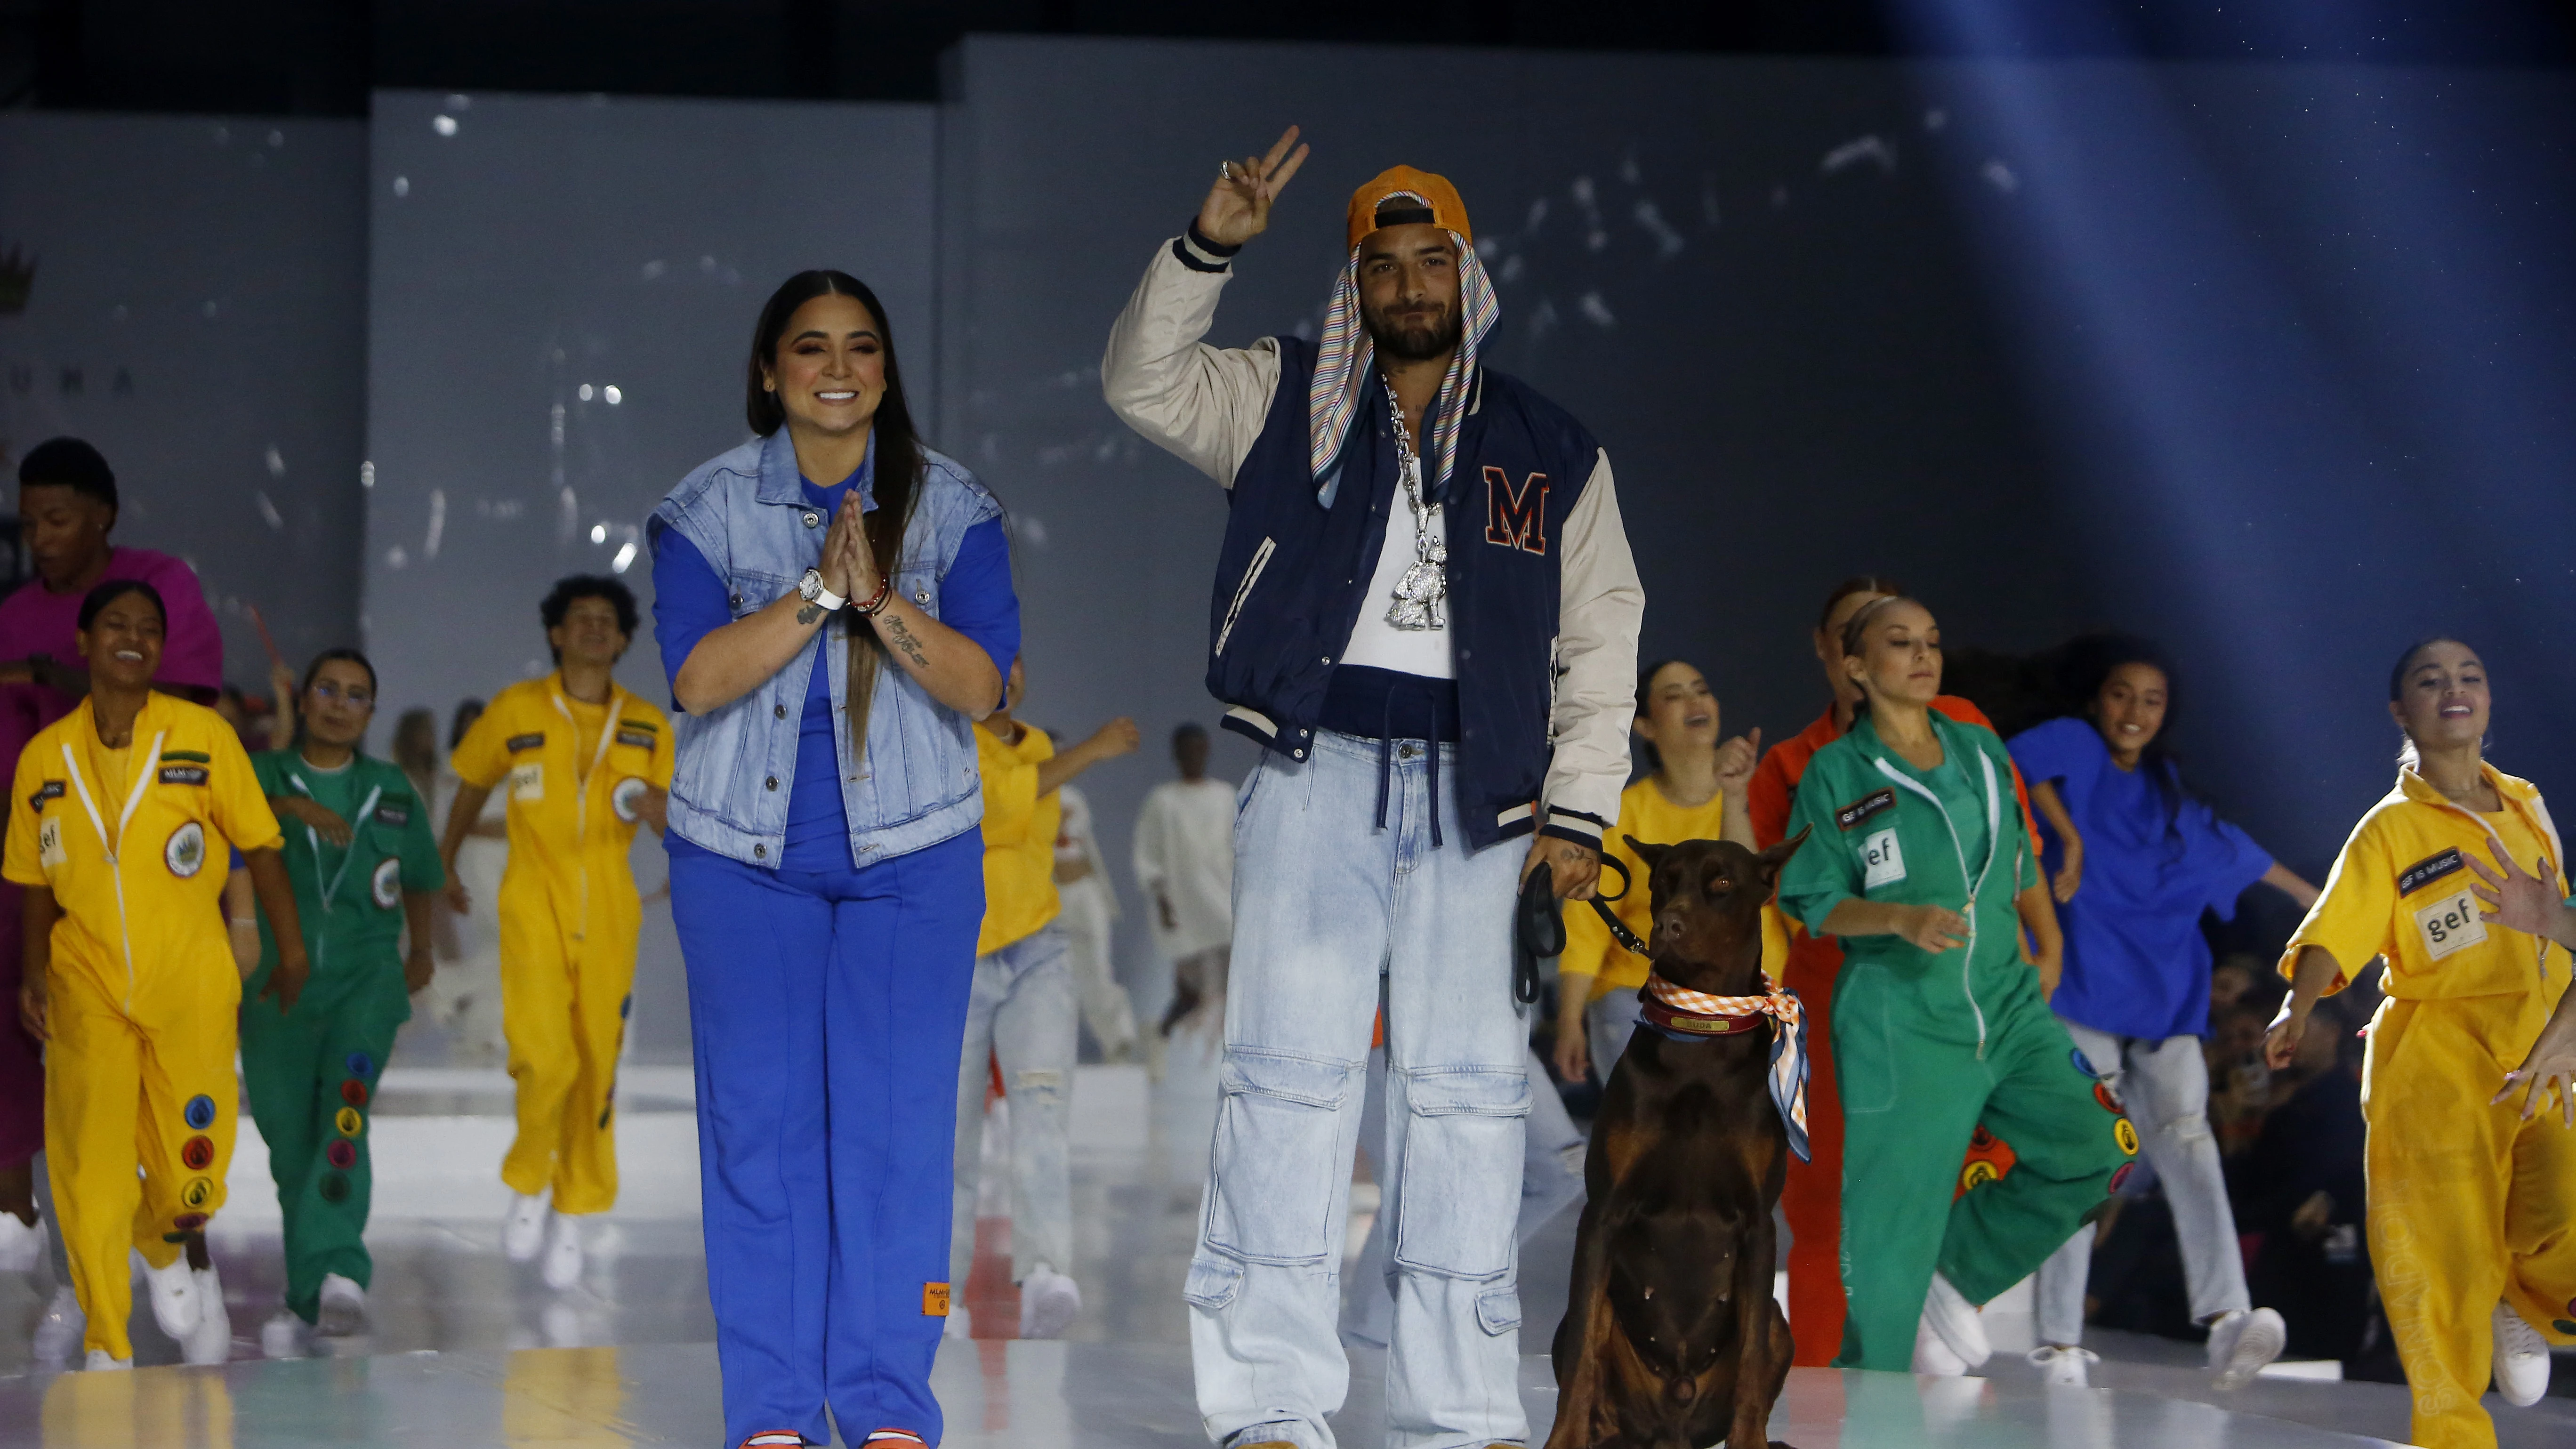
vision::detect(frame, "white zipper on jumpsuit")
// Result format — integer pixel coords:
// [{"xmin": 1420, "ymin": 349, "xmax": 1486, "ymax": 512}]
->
[
  {"xmin": 550, "ymin": 688, "xmax": 624, "ymax": 948},
  {"xmin": 60, "ymin": 731, "xmax": 166, "ymax": 1013},
  {"xmin": 290, "ymin": 769, "xmax": 384, "ymax": 975},
  {"xmin": 1876, "ymin": 740, "xmax": 2003, "ymax": 1058}
]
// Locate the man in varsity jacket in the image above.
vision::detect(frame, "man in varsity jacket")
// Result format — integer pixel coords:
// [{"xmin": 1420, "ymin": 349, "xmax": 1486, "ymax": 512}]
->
[{"xmin": 1103, "ymin": 128, "xmax": 1644, "ymax": 1449}]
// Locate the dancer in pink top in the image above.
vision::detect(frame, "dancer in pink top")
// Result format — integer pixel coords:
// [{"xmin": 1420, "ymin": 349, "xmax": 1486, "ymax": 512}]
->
[{"xmin": 0, "ymin": 439, "xmax": 225, "ymax": 1361}]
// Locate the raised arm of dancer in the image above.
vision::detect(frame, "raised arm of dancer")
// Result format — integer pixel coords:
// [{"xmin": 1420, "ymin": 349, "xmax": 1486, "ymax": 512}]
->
[
  {"xmin": 2258, "ymin": 860, "xmax": 2320, "ymax": 910},
  {"xmin": 1714, "ymin": 727, "xmax": 1761, "ymax": 850},
  {"xmin": 438, "ymin": 781, "xmax": 494, "ymax": 914},
  {"xmin": 2029, "ymin": 780, "xmax": 2084, "ymax": 902},
  {"xmin": 265, "ymin": 659, "xmax": 298, "ymax": 751},
  {"xmin": 1038, "ymin": 719, "xmax": 1140, "ymax": 798}
]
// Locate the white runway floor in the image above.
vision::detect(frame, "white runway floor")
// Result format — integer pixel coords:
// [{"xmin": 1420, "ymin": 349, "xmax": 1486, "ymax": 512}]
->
[{"xmin": 1, "ymin": 1037, "xmax": 2571, "ymax": 1448}]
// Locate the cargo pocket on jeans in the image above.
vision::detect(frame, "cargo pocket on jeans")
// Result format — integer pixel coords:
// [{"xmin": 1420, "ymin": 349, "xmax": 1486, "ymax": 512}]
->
[
  {"xmin": 1476, "ymin": 1284, "xmax": 1521, "ymax": 1336},
  {"xmin": 1205, "ymin": 1050, "xmax": 1352, "ymax": 1265},
  {"xmin": 1392, "ymin": 1066, "xmax": 1529, "ymax": 1279},
  {"xmin": 1835, "ymin": 964, "xmax": 1899, "ymax": 1116},
  {"xmin": 1184, "ymin": 1255, "xmax": 1244, "ymax": 1312}
]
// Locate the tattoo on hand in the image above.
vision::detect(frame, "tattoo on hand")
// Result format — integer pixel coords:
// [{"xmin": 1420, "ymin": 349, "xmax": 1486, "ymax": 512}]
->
[
  {"xmin": 797, "ymin": 603, "xmax": 822, "ymax": 627},
  {"xmin": 882, "ymin": 615, "xmax": 929, "ymax": 670}
]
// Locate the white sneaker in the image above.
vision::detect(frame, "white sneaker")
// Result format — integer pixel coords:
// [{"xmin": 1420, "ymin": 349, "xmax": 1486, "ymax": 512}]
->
[
  {"xmin": 83, "ymin": 1348, "xmax": 132, "ymax": 1371},
  {"xmin": 1917, "ymin": 1272, "xmax": 1991, "ymax": 1373},
  {"xmin": 503, "ymin": 1192, "xmax": 550, "ymax": 1263},
  {"xmin": 942, "ymin": 1303, "xmax": 974, "ymax": 1341},
  {"xmin": 0, "ymin": 1212, "xmax": 43, "ymax": 1273},
  {"xmin": 2493, "ymin": 1301, "xmax": 2552, "ymax": 1408},
  {"xmin": 540, "ymin": 1213, "xmax": 585, "ymax": 1291},
  {"xmin": 183, "ymin": 1264, "xmax": 232, "ymax": 1365},
  {"xmin": 141, "ymin": 1249, "xmax": 202, "ymax": 1339},
  {"xmin": 316, "ymin": 1272, "xmax": 368, "ymax": 1336},
  {"xmin": 2028, "ymin": 1344, "xmax": 2098, "ymax": 1388},
  {"xmin": 2206, "ymin": 1306, "xmax": 2286, "ymax": 1390},
  {"xmin": 1018, "ymin": 1266, "xmax": 1081, "ymax": 1340},
  {"xmin": 260, "ymin": 1309, "xmax": 308, "ymax": 1359},
  {"xmin": 32, "ymin": 1284, "xmax": 85, "ymax": 1364}
]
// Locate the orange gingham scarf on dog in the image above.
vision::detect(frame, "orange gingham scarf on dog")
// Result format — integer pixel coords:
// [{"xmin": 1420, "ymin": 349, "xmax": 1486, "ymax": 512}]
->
[{"xmin": 1642, "ymin": 973, "xmax": 1813, "ymax": 1163}]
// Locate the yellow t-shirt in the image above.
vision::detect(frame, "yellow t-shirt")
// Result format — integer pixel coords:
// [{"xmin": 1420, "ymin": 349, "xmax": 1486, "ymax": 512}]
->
[
  {"xmin": 4, "ymin": 691, "xmax": 283, "ymax": 1000},
  {"xmin": 975, "ymin": 721, "xmax": 1061, "ymax": 956},
  {"xmin": 450, "ymin": 675, "xmax": 674, "ymax": 887},
  {"xmin": 2285, "ymin": 764, "xmax": 2566, "ymax": 1005},
  {"xmin": 1559, "ymin": 776, "xmax": 1790, "ymax": 1001}
]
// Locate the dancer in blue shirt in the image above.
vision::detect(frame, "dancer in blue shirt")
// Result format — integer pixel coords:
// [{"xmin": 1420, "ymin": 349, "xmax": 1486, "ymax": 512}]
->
[{"xmin": 2008, "ymin": 636, "xmax": 2318, "ymax": 1389}]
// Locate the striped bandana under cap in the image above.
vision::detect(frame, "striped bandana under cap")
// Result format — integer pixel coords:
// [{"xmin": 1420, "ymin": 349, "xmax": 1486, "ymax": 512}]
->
[{"xmin": 1308, "ymin": 166, "xmax": 1499, "ymax": 501}]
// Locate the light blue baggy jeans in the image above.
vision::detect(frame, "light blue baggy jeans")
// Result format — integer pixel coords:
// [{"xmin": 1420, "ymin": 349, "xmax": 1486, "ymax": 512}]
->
[
  {"xmin": 2034, "ymin": 1021, "xmax": 2251, "ymax": 1345},
  {"xmin": 1188, "ymin": 731, "xmax": 1531, "ymax": 1449},
  {"xmin": 951, "ymin": 924, "xmax": 1077, "ymax": 1284}
]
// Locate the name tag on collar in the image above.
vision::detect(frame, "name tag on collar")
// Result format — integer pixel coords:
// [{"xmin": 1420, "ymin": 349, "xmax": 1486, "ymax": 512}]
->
[
  {"xmin": 158, "ymin": 765, "xmax": 209, "ymax": 786},
  {"xmin": 506, "ymin": 733, "xmax": 545, "ymax": 754},
  {"xmin": 1837, "ymin": 788, "xmax": 1895, "ymax": 831},
  {"xmin": 1861, "ymin": 827, "xmax": 1906, "ymax": 889},
  {"xmin": 2397, "ymin": 846, "xmax": 2465, "ymax": 898},
  {"xmin": 2415, "ymin": 887, "xmax": 2486, "ymax": 960},
  {"xmin": 615, "ymin": 730, "xmax": 655, "ymax": 749}
]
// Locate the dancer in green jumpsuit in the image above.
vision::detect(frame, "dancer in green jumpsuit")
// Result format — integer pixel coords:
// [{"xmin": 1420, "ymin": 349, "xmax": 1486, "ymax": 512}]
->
[
  {"xmin": 240, "ymin": 649, "xmax": 444, "ymax": 1351},
  {"xmin": 1776, "ymin": 597, "xmax": 2131, "ymax": 1374}
]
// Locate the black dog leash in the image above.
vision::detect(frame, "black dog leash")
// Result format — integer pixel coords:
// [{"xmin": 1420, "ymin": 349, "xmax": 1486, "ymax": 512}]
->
[{"xmin": 1513, "ymin": 855, "xmax": 1645, "ymax": 1006}]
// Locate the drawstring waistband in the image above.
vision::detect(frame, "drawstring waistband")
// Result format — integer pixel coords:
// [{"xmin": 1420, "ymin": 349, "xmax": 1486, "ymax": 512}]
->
[{"xmin": 1318, "ymin": 665, "xmax": 1458, "ymax": 849}]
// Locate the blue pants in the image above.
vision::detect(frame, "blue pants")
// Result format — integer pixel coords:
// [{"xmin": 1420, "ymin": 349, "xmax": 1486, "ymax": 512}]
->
[{"xmin": 671, "ymin": 829, "xmax": 983, "ymax": 1449}]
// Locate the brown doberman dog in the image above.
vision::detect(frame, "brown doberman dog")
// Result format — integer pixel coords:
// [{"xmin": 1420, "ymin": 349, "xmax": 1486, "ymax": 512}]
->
[{"xmin": 1546, "ymin": 831, "xmax": 1809, "ymax": 1449}]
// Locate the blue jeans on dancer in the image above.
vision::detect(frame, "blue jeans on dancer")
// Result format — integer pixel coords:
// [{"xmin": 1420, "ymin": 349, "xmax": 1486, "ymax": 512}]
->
[{"xmin": 1189, "ymin": 732, "xmax": 1532, "ymax": 1449}]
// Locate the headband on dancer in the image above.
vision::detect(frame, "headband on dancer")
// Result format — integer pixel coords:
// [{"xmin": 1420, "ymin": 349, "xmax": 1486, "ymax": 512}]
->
[{"xmin": 1308, "ymin": 166, "xmax": 1499, "ymax": 504}]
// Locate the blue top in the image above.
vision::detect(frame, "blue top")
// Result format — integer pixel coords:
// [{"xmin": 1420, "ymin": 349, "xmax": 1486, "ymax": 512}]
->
[
  {"xmin": 653, "ymin": 446, "xmax": 1019, "ymax": 873},
  {"xmin": 2007, "ymin": 716, "xmax": 2273, "ymax": 1041}
]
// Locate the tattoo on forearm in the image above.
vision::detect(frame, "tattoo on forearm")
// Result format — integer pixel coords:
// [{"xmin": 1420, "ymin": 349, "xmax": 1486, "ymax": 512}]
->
[
  {"xmin": 882, "ymin": 614, "xmax": 930, "ymax": 670},
  {"xmin": 797, "ymin": 603, "xmax": 822, "ymax": 627}
]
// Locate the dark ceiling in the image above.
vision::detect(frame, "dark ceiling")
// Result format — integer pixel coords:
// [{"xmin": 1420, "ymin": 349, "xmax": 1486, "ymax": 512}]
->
[{"xmin": 6, "ymin": 0, "xmax": 2573, "ymax": 114}]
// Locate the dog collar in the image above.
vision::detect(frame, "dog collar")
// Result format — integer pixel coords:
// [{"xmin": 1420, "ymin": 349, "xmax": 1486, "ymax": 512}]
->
[{"xmin": 1642, "ymin": 972, "xmax": 1801, "ymax": 1035}]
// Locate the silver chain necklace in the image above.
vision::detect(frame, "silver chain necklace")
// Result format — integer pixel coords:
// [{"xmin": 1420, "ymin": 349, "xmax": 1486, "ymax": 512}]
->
[{"xmin": 1384, "ymin": 397, "xmax": 1448, "ymax": 631}]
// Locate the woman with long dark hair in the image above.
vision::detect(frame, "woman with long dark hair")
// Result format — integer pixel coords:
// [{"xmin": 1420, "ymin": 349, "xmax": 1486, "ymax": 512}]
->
[
  {"xmin": 648, "ymin": 271, "xmax": 1018, "ymax": 1449},
  {"xmin": 2009, "ymin": 635, "xmax": 2318, "ymax": 1388},
  {"xmin": 2268, "ymin": 638, "xmax": 2576, "ymax": 1448},
  {"xmin": 1775, "ymin": 596, "xmax": 2126, "ymax": 1376},
  {"xmin": 241, "ymin": 648, "xmax": 445, "ymax": 1357}
]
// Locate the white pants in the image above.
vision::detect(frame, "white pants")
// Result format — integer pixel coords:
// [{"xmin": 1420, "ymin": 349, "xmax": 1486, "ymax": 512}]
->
[
  {"xmin": 950, "ymin": 926, "xmax": 1076, "ymax": 1283},
  {"xmin": 1057, "ymin": 874, "xmax": 1139, "ymax": 1059},
  {"xmin": 2034, "ymin": 1021, "xmax": 2251, "ymax": 1345}
]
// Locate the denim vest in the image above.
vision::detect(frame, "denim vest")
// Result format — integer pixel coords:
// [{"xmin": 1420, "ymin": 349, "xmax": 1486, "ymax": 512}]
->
[{"xmin": 647, "ymin": 429, "xmax": 1002, "ymax": 870}]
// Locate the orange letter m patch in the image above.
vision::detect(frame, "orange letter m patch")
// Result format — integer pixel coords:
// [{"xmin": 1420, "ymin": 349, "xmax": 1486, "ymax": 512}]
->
[{"xmin": 1482, "ymin": 467, "xmax": 1549, "ymax": 555}]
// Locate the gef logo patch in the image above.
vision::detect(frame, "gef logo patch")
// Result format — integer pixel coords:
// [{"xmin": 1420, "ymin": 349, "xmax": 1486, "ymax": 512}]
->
[
  {"xmin": 2415, "ymin": 889, "xmax": 2487, "ymax": 960},
  {"xmin": 2397, "ymin": 847, "xmax": 2465, "ymax": 898},
  {"xmin": 1861, "ymin": 828, "xmax": 1907, "ymax": 889},
  {"xmin": 1837, "ymin": 788, "xmax": 1896, "ymax": 830}
]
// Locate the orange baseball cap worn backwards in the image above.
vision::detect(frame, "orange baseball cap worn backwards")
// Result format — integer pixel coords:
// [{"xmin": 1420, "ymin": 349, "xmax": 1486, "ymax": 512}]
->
[{"xmin": 1346, "ymin": 166, "xmax": 1473, "ymax": 250}]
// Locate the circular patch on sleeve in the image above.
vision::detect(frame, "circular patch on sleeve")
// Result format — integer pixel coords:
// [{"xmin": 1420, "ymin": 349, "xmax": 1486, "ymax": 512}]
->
[
  {"xmin": 2093, "ymin": 1081, "xmax": 2125, "ymax": 1114},
  {"xmin": 344, "ymin": 1051, "xmax": 374, "ymax": 1079},
  {"xmin": 340, "ymin": 1079, "xmax": 369, "ymax": 1108},
  {"xmin": 179, "ymin": 1177, "xmax": 214, "ymax": 1210},
  {"xmin": 372, "ymin": 857, "xmax": 402, "ymax": 910},
  {"xmin": 2108, "ymin": 1161, "xmax": 2135, "ymax": 1194},
  {"xmin": 2114, "ymin": 1118, "xmax": 2140, "ymax": 1155},
  {"xmin": 2557, "ymin": 1319, "xmax": 2576, "ymax": 1336},
  {"xmin": 2069, "ymin": 1047, "xmax": 2100, "ymax": 1079},
  {"xmin": 1958, "ymin": 1159, "xmax": 1999, "ymax": 1193},
  {"xmin": 172, "ymin": 1212, "xmax": 208, "ymax": 1232},
  {"xmin": 611, "ymin": 776, "xmax": 647, "ymax": 823},
  {"xmin": 183, "ymin": 1095, "xmax": 218, "ymax": 1130},
  {"xmin": 325, "ymin": 1139, "xmax": 357, "ymax": 1169},
  {"xmin": 164, "ymin": 820, "xmax": 207, "ymax": 878},
  {"xmin": 334, "ymin": 1106, "xmax": 364, "ymax": 1138},
  {"xmin": 180, "ymin": 1135, "xmax": 215, "ymax": 1170},
  {"xmin": 319, "ymin": 1172, "xmax": 351, "ymax": 1204}
]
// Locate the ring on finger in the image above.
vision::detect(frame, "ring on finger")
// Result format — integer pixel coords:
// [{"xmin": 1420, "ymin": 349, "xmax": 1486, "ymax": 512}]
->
[{"xmin": 1220, "ymin": 159, "xmax": 1236, "ymax": 181}]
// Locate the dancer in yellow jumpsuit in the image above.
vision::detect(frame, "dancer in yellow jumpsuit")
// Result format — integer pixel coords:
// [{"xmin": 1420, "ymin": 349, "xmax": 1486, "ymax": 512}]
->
[
  {"xmin": 8, "ymin": 579, "xmax": 306, "ymax": 1367},
  {"xmin": 2270, "ymin": 637, "xmax": 2576, "ymax": 1449},
  {"xmin": 441, "ymin": 577, "xmax": 671, "ymax": 1291}
]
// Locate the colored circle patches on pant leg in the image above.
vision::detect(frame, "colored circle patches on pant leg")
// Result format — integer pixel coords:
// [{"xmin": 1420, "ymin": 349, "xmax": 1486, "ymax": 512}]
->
[
  {"xmin": 180, "ymin": 1177, "xmax": 214, "ymax": 1210},
  {"xmin": 334, "ymin": 1107, "xmax": 364, "ymax": 1138},
  {"xmin": 172, "ymin": 1213, "xmax": 208, "ymax": 1232},
  {"xmin": 1958, "ymin": 1160, "xmax": 2000, "ymax": 1193},
  {"xmin": 325, "ymin": 1139, "xmax": 357, "ymax": 1169},
  {"xmin": 180, "ymin": 1135, "xmax": 216, "ymax": 1170},
  {"xmin": 183, "ymin": 1095, "xmax": 218, "ymax": 1130},
  {"xmin": 339, "ymin": 1079, "xmax": 369, "ymax": 1108},
  {"xmin": 2069, "ymin": 1047, "xmax": 2100, "ymax": 1079},
  {"xmin": 344, "ymin": 1051, "xmax": 374, "ymax": 1079},
  {"xmin": 2114, "ymin": 1118, "xmax": 2141, "ymax": 1155},
  {"xmin": 2093, "ymin": 1081, "xmax": 2125, "ymax": 1114},
  {"xmin": 2108, "ymin": 1161, "xmax": 2136, "ymax": 1194},
  {"xmin": 619, "ymin": 993, "xmax": 632, "ymax": 1020},
  {"xmin": 320, "ymin": 1173, "xmax": 351, "ymax": 1204}
]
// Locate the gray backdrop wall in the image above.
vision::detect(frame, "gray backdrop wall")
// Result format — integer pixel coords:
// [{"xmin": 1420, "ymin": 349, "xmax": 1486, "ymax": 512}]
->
[
  {"xmin": 362, "ymin": 90, "xmax": 938, "ymax": 1056},
  {"xmin": 0, "ymin": 113, "xmax": 366, "ymax": 683}
]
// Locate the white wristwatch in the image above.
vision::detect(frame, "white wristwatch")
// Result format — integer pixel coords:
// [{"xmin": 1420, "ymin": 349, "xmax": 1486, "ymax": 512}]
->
[{"xmin": 798, "ymin": 569, "xmax": 847, "ymax": 612}]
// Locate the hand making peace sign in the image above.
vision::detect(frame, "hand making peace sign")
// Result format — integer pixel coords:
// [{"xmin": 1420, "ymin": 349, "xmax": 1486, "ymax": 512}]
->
[{"xmin": 1195, "ymin": 126, "xmax": 1311, "ymax": 250}]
